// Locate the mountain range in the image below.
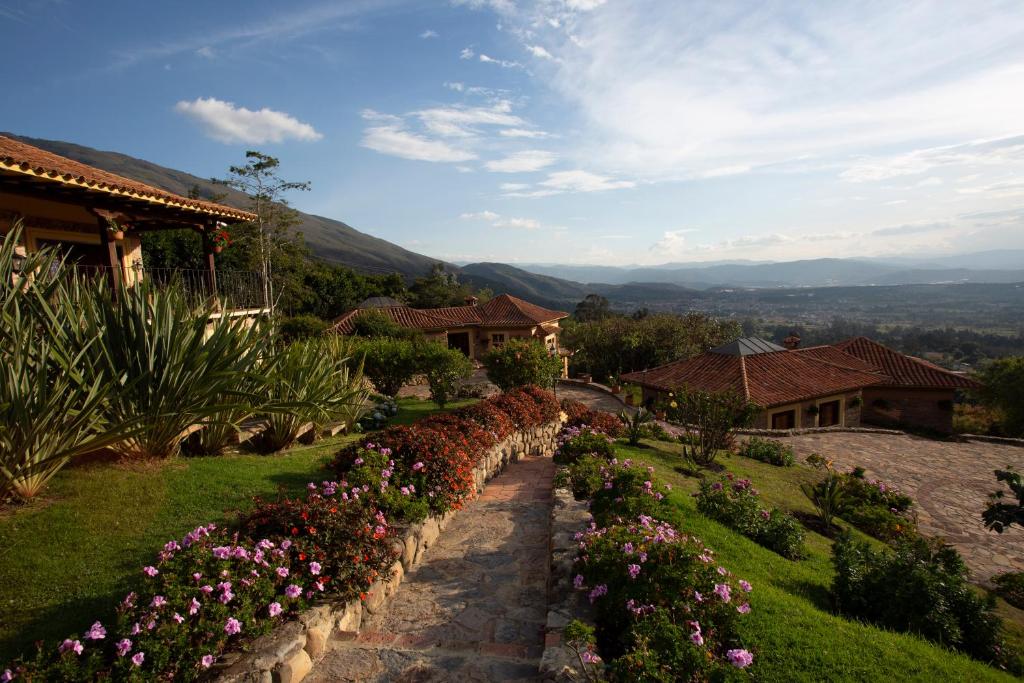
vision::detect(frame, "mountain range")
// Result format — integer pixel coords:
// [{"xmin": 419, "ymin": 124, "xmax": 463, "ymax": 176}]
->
[{"xmin": 10, "ymin": 133, "xmax": 1023, "ymax": 311}]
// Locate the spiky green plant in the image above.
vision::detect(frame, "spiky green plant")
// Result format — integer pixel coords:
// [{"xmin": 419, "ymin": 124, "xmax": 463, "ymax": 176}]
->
[
  {"xmin": 619, "ymin": 407, "xmax": 654, "ymax": 446},
  {"xmin": 0, "ymin": 226, "xmax": 130, "ymax": 499},
  {"xmin": 258, "ymin": 336, "xmax": 369, "ymax": 452},
  {"xmin": 71, "ymin": 281, "xmax": 271, "ymax": 459}
]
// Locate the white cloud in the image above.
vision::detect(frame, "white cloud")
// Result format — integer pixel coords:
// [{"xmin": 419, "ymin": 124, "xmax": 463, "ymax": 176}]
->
[
  {"xmin": 461, "ymin": 210, "xmax": 544, "ymax": 230},
  {"xmin": 539, "ymin": 170, "xmax": 635, "ymax": 192},
  {"xmin": 564, "ymin": 0, "xmax": 607, "ymax": 10},
  {"xmin": 416, "ymin": 100, "xmax": 524, "ymax": 137},
  {"xmin": 360, "ymin": 109, "xmax": 476, "ymax": 162},
  {"xmin": 479, "ymin": 53, "xmax": 522, "ymax": 68},
  {"xmin": 500, "ymin": 182, "xmax": 529, "ymax": 191},
  {"xmin": 915, "ymin": 177, "xmax": 944, "ymax": 187},
  {"xmin": 499, "ymin": 128, "xmax": 549, "ymax": 138},
  {"xmin": 525, "ymin": 44, "xmax": 554, "ymax": 59},
  {"xmin": 174, "ymin": 97, "xmax": 322, "ymax": 144},
  {"xmin": 420, "ymin": 29, "xmax": 438, "ymax": 39},
  {"xmin": 195, "ymin": 46, "xmax": 215, "ymax": 59},
  {"xmin": 459, "ymin": 47, "xmax": 475, "ymax": 60},
  {"xmin": 485, "ymin": 150, "xmax": 558, "ymax": 172},
  {"xmin": 841, "ymin": 136, "xmax": 1024, "ymax": 182},
  {"xmin": 444, "ymin": 81, "xmax": 465, "ymax": 92}
]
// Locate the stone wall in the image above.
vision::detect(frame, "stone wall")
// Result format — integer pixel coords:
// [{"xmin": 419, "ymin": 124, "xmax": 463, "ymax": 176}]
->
[{"xmin": 213, "ymin": 419, "xmax": 562, "ymax": 683}]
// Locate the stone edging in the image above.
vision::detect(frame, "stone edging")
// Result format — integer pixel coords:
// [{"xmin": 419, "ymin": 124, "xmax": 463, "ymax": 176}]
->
[
  {"xmin": 539, "ymin": 487, "xmax": 595, "ymax": 682},
  {"xmin": 213, "ymin": 419, "xmax": 563, "ymax": 683},
  {"xmin": 960, "ymin": 433, "xmax": 1024, "ymax": 448},
  {"xmin": 738, "ymin": 426, "xmax": 905, "ymax": 437}
]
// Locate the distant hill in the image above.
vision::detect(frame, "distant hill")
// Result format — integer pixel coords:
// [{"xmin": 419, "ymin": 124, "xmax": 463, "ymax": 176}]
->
[{"xmin": 6, "ymin": 133, "xmax": 445, "ymax": 278}]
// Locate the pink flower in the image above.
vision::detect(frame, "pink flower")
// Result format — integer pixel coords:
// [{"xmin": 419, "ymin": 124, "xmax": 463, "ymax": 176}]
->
[
  {"xmin": 189, "ymin": 598, "xmax": 201, "ymax": 615},
  {"xmin": 573, "ymin": 574, "xmax": 585, "ymax": 589},
  {"xmin": 84, "ymin": 622, "xmax": 106, "ymax": 640},
  {"xmin": 151, "ymin": 595, "xmax": 167, "ymax": 608},
  {"xmin": 131, "ymin": 623, "xmax": 141, "ymax": 635},
  {"xmin": 737, "ymin": 603, "xmax": 751, "ymax": 614},
  {"xmin": 727, "ymin": 649, "xmax": 754, "ymax": 668},
  {"xmin": 268, "ymin": 602, "xmax": 283, "ymax": 617},
  {"xmin": 173, "ymin": 613, "xmax": 185, "ymax": 624},
  {"xmin": 131, "ymin": 652, "xmax": 145, "ymax": 667},
  {"xmin": 285, "ymin": 584, "xmax": 302, "ymax": 599},
  {"xmin": 714, "ymin": 583, "xmax": 731, "ymax": 603},
  {"xmin": 627, "ymin": 564, "xmax": 641, "ymax": 579},
  {"xmin": 115, "ymin": 639, "xmax": 132, "ymax": 657},
  {"xmin": 580, "ymin": 650, "xmax": 601, "ymax": 664},
  {"xmin": 201, "ymin": 654, "xmax": 215, "ymax": 669},
  {"xmin": 200, "ymin": 585, "xmax": 214, "ymax": 595},
  {"xmin": 413, "ymin": 462, "xmax": 424, "ymax": 471},
  {"xmin": 142, "ymin": 566, "xmax": 158, "ymax": 577},
  {"xmin": 276, "ymin": 566, "xmax": 289, "ymax": 578},
  {"xmin": 309, "ymin": 562, "xmax": 322, "ymax": 575},
  {"xmin": 690, "ymin": 631, "xmax": 704, "ymax": 646},
  {"xmin": 1, "ymin": 669, "xmax": 12, "ymax": 682},
  {"xmin": 739, "ymin": 580, "xmax": 753, "ymax": 592},
  {"xmin": 59, "ymin": 639, "xmax": 84, "ymax": 655},
  {"xmin": 225, "ymin": 618, "xmax": 242, "ymax": 635}
]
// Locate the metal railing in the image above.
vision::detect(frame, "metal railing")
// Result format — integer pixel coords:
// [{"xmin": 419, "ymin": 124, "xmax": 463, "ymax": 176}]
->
[{"xmin": 71, "ymin": 264, "xmax": 269, "ymax": 311}]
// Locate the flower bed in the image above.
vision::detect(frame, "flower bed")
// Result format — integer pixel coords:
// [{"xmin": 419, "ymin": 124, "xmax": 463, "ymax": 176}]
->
[
  {"xmin": 560, "ymin": 398, "xmax": 624, "ymax": 438},
  {"xmin": 695, "ymin": 475, "xmax": 806, "ymax": 559},
  {"xmin": 4, "ymin": 386, "xmax": 562, "ymax": 683},
  {"xmin": 737, "ymin": 437, "xmax": 795, "ymax": 466},
  {"xmin": 552, "ymin": 421, "xmax": 756, "ymax": 680}
]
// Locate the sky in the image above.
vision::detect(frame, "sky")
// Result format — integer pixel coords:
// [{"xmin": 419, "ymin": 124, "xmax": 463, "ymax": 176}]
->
[{"xmin": 3, "ymin": 0, "xmax": 1024, "ymax": 266}]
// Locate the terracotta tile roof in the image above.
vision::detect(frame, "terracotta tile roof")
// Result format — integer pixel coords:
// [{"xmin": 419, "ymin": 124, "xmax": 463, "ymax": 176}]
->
[
  {"xmin": 476, "ymin": 294, "xmax": 568, "ymax": 326},
  {"xmin": 330, "ymin": 306, "xmax": 454, "ymax": 334},
  {"xmin": 0, "ymin": 135, "xmax": 255, "ymax": 221},
  {"xmin": 622, "ymin": 348, "xmax": 884, "ymax": 408},
  {"xmin": 428, "ymin": 305, "xmax": 484, "ymax": 325},
  {"xmin": 794, "ymin": 345, "xmax": 883, "ymax": 374},
  {"xmin": 833, "ymin": 336, "xmax": 981, "ymax": 390}
]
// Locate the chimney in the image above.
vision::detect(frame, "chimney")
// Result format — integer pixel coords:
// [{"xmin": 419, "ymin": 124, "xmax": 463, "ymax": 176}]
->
[
  {"xmin": 783, "ymin": 333, "xmax": 801, "ymax": 350},
  {"xmin": 464, "ymin": 295, "xmax": 479, "ymax": 306}
]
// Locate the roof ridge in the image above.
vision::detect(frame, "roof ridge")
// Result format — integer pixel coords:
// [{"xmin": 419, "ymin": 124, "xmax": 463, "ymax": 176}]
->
[{"xmin": 739, "ymin": 355, "xmax": 751, "ymax": 401}]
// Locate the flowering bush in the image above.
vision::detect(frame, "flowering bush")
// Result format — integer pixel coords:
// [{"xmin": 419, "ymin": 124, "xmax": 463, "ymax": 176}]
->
[
  {"xmin": 805, "ymin": 463, "xmax": 916, "ymax": 541},
  {"xmin": 574, "ymin": 515, "xmax": 754, "ymax": 679},
  {"xmin": 8, "ymin": 524, "xmax": 318, "ymax": 681},
  {"xmin": 737, "ymin": 437, "xmax": 795, "ymax": 467},
  {"xmin": 560, "ymin": 399, "xmax": 625, "ymax": 438},
  {"xmin": 696, "ymin": 475, "xmax": 805, "ymax": 559},
  {"xmin": 555, "ymin": 426, "xmax": 615, "ymax": 465}
]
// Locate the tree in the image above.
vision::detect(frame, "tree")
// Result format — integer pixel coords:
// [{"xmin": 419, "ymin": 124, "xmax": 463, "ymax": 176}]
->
[
  {"xmin": 983, "ymin": 468, "xmax": 1024, "ymax": 533},
  {"xmin": 420, "ymin": 343, "xmax": 474, "ymax": 408},
  {"xmin": 483, "ymin": 338, "xmax": 563, "ymax": 391},
  {"xmin": 277, "ymin": 315, "xmax": 328, "ymax": 343},
  {"xmin": 574, "ymin": 294, "xmax": 611, "ymax": 322},
  {"xmin": 663, "ymin": 388, "xmax": 757, "ymax": 467},
  {"xmin": 356, "ymin": 338, "xmax": 422, "ymax": 397},
  {"xmin": 978, "ymin": 357, "xmax": 1024, "ymax": 437},
  {"xmin": 351, "ymin": 310, "xmax": 422, "ymax": 341},
  {"xmin": 215, "ymin": 151, "xmax": 311, "ymax": 315},
  {"xmin": 409, "ymin": 263, "xmax": 473, "ymax": 308}
]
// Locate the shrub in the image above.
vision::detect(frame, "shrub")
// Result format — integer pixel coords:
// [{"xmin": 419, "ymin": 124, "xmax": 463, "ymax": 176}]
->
[
  {"xmin": 277, "ymin": 315, "xmax": 327, "ymax": 343},
  {"xmin": 696, "ymin": 475, "xmax": 805, "ymax": 559},
  {"xmin": 983, "ymin": 468, "xmax": 1024, "ymax": 534},
  {"xmin": 419, "ymin": 343, "xmax": 474, "ymax": 408},
  {"xmin": 560, "ymin": 399, "xmax": 624, "ymax": 438},
  {"xmin": 351, "ymin": 309, "xmax": 422, "ymax": 341},
  {"xmin": 738, "ymin": 437, "xmax": 794, "ymax": 467},
  {"xmin": 574, "ymin": 516, "xmax": 754, "ymax": 678},
  {"xmin": 993, "ymin": 572, "xmax": 1024, "ymax": 610},
  {"xmin": 619, "ymin": 408, "xmax": 654, "ymax": 446},
  {"xmin": 832, "ymin": 532, "xmax": 1010, "ymax": 667},
  {"xmin": 663, "ymin": 388, "xmax": 757, "ymax": 467},
  {"xmin": 978, "ymin": 357, "xmax": 1024, "ymax": 437},
  {"xmin": 357, "ymin": 337, "xmax": 422, "ymax": 397},
  {"xmin": 483, "ymin": 337, "xmax": 562, "ymax": 391},
  {"xmin": 800, "ymin": 461, "xmax": 846, "ymax": 530},
  {"xmin": 837, "ymin": 470, "xmax": 916, "ymax": 541},
  {"xmin": 555, "ymin": 426, "xmax": 615, "ymax": 465},
  {"xmin": 585, "ymin": 459, "xmax": 674, "ymax": 527}
]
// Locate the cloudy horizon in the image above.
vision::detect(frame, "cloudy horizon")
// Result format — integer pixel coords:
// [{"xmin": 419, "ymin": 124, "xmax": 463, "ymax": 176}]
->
[{"xmin": 3, "ymin": 0, "xmax": 1024, "ymax": 266}]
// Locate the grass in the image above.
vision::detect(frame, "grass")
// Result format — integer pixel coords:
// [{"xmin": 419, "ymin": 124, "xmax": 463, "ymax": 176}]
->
[
  {"xmin": 612, "ymin": 440, "xmax": 1023, "ymax": 682},
  {"xmin": 0, "ymin": 397, "xmax": 471, "ymax": 664}
]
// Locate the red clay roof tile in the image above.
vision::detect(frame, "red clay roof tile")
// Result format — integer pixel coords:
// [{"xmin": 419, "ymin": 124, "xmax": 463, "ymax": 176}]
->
[{"xmin": 833, "ymin": 337, "xmax": 980, "ymax": 390}]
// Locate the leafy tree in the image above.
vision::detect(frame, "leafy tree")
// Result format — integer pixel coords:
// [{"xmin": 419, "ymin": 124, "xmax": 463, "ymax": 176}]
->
[
  {"xmin": 277, "ymin": 315, "xmax": 328, "ymax": 343},
  {"xmin": 419, "ymin": 343, "xmax": 474, "ymax": 408},
  {"xmin": 983, "ymin": 468, "xmax": 1024, "ymax": 533},
  {"xmin": 214, "ymin": 151, "xmax": 312, "ymax": 315},
  {"xmin": 663, "ymin": 388, "xmax": 756, "ymax": 467},
  {"xmin": 351, "ymin": 309, "xmax": 422, "ymax": 341},
  {"xmin": 356, "ymin": 338, "xmax": 422, "ymax": 397},
  {"xmin": 574, "ymin": 294, "xmax": 611, "ymax": 322},
  {"xmin": 408, "ymin": 263, "xmax": 472, "ymax": 308},
  {"xmin": 978, "ymin": 357, "xmax": 1024, "ymax": 437},
  {"xmin": 483, "ymin": 338, "xmax": 563, "ymax": 391}
]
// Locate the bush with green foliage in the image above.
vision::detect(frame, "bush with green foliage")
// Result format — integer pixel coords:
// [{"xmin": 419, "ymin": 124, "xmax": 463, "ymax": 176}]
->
[
  {"xmin": 419, "ymin": 343, "xmax": 474, "ymax": 408},
  {"xmin": 619, "ymin": 408, "xmax": 654, "ymax": 446},
  {"xmin": 277, "ymin": 315, "xmax": 327, "ymax": 343},
  {"xmin": 356, "ymin": 337, "xmax": 422, "ymax": 397},
  {"xmin": 664, "ymin": 388, "xmax": 757, "ymax": 467},
  {"xmin": 554, "ymin": 427, "xmax": 615, "ymax": 465},
  {"xmin": 800, "ymin": 464, "xmax": 846, "ymax": 531},
  {"xmin": 983, "ymin": 468, "xmax": 1024, "ymax": 534},
  {"xmin": 832, "ymin": 532, "xmax": 1012, "ymax": 669},
  {"xmin": 696, "ymin": 475, "xmax": 806, "ymax": 559},
  {"xmin": 350, "ymin": 309, "xmax": 422, "ymax": 341},
  {"xmin": 978, "ymin": 357, "xmax": 1024, "ymax": 437},
  {"xmin": 738, "ymin": 437, "xmax": 795, "ymax": 466},
  {"xmin": 483, "ymin": 338, "xmax": 562, "ymax": 391},
  {"xmin": 993, "ymin": 572, "xmax": 1024, "ymax": 610}
]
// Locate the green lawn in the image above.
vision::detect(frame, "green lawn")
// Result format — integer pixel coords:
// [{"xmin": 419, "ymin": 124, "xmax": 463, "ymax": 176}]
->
[
  {"xmin": 0, "ymin": 397, "xmax": 469, "ymax": 663},
  {"xmin": 613, "ymin": 439, "xmax": 1023, "ymax": 682}
]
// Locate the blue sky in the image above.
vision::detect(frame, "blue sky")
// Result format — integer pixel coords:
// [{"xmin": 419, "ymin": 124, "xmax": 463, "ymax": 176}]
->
[{"xmin": 3, "ymin": 0, "xmax": 1024, "ymax": 266}]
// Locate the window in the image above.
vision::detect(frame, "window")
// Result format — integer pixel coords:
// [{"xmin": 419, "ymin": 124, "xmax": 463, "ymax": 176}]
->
[
  {"xmin": 492, "ymin": 333, "xmax": 505, "ymax": 347},
  {"xmin": 818, "ymin": 400, "xmax": 841, "ymax": 427},
  {"xmin": 771, "ymin": 410, "xmax": 796, "ymax": 430}
]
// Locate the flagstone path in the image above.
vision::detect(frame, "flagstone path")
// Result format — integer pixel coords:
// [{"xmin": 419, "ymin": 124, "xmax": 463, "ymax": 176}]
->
[{"xmin": 307, "ymin": 452, "xmax": 555, "ymax": 682}]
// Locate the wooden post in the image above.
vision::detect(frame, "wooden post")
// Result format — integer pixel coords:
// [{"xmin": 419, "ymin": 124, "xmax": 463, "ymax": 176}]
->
[
  {"xmin": 95, "ymin": 213, "xmax": 121, "ymax": 293},
  {"xmin": 202, "ymin": 222, "xmax": 218, "ymax": 298}
]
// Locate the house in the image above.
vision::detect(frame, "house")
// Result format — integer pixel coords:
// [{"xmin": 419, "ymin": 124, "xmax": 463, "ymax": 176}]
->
[
  {"xmin": 833, "ymin": 336, "xmax": 981, "ymax": 433},
  {"xmin": 0, "ymin": 134, "xmax": 263, "ymax": 313},
  {"xmin": 621, "ymin": 337, "xmax": 885, "ymax": 430},
  {"xmin": 331, "ymin": 293, "xmax": 570, "ymax": 371}
]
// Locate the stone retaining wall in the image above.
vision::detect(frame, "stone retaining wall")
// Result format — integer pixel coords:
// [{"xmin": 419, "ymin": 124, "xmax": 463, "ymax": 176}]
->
[
  {"xmin": 738, "ymin": 425, "xmax": 904, "ymax": 437},
  {"xmin": 539, "ymin": 488, "xmax": 594, "ymax": 682},
  {"xmin": 213, "ymin": 419, "xmax": 563, "ymax": 683}
]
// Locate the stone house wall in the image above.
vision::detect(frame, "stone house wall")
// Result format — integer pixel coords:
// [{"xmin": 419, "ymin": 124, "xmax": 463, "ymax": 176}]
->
[
  {"xmin": 213, "ymin": 419, "xmax": 563, "ymax": 683},
  {"xmin": 861, "ymin": 387, "xmax": 955, "ymax": 434}
]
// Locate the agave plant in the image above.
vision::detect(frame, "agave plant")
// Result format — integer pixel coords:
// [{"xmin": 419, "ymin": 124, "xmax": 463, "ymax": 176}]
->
[
  {"xmin": 71, "ymin": 281, "xmax": 271, "ymax": 459},
  {"xmin": 619, "ymin": 407, "xmax": 654, "ymax": 446},
  {"xmin": 257, "ymin": 336, "xmax": 369, "ymax": 452},
  {"xmin": 801, "ymin": 461, "xmax": 847, "ymax": 529},
  {"xmin": 0, "ymin": 226, "xmax": 131, "ymax": 499}
]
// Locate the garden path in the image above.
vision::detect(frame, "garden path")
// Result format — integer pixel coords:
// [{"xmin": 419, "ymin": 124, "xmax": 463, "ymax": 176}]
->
[
  {"xmin": 775, "ymin": 432, "xmax": 1024, "ymax": 583},
  {"xmin": 307, "ymin": 452, "xmax": 555, "ymax": 682}
]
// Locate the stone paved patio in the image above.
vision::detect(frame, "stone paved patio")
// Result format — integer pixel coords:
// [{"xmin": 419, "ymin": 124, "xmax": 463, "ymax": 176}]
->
[
  {"xmin": 307, "ymin": 453, "xmax": 555, "ymax": 682},
  {"xmin": 775, "ymin": 432, "xmax": 1024, "ymax": 582}
]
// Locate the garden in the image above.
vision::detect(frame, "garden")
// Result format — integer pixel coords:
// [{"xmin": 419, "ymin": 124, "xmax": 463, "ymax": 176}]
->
[{"xmin": 551, "ymin": 389, "xmax": 1024, "ymax": 681}]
